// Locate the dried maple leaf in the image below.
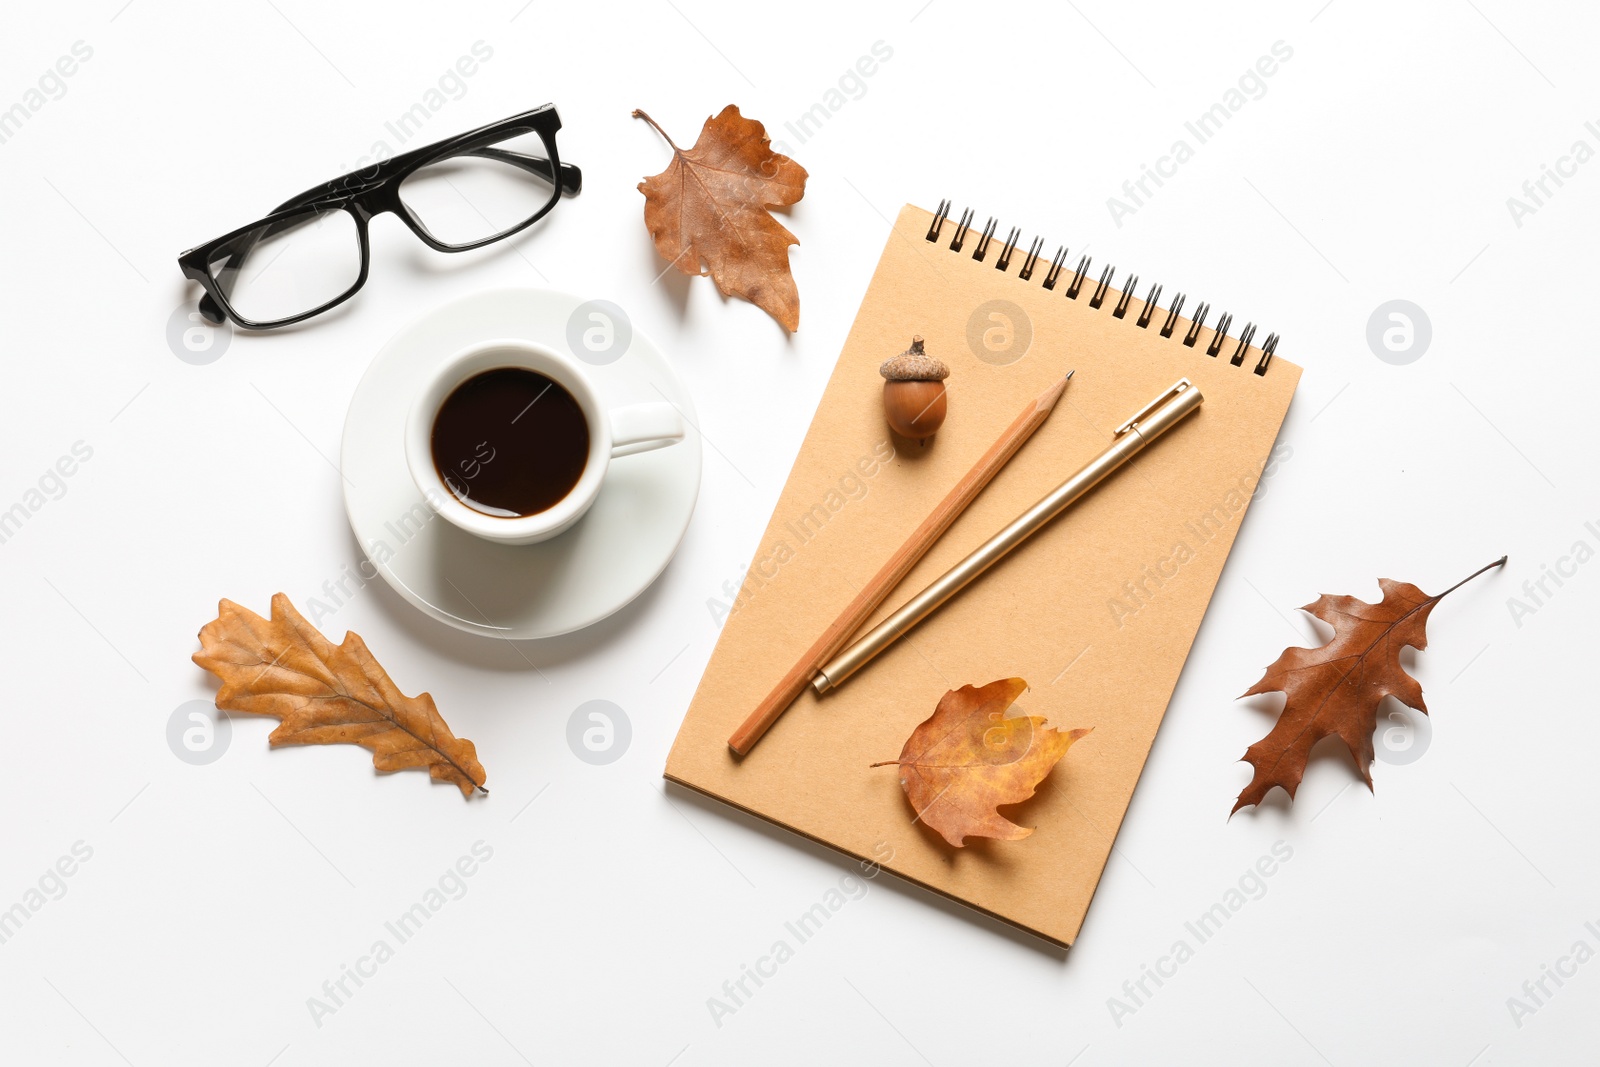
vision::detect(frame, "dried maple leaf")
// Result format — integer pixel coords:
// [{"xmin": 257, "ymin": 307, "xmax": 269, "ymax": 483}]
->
[
  {"xmin": 633, "ymin": 105, "xmax": 807, "ymax": 331},
  {"xmin": 1233, "ymin": 556, "xmax": 1505, "ymax": 814},
  {"xmin": 872, "ymin": 678, "xmax": 1091, "ymax": 847},
  {"xmin": 193, "ymin": 594, "xmax": 486, "ymax": 797}
]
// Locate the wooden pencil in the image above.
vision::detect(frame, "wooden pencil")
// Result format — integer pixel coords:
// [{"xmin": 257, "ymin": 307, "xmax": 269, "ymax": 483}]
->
[{"xmin": 727, "ymin": 370, "xmax": 1074, "ymax": 756}]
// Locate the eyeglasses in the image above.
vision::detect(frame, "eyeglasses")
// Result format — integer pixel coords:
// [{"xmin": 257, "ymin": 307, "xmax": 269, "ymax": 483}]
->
[{"xmin": 177, "ymin": 104, "xmax": 581, "ymax": 330}]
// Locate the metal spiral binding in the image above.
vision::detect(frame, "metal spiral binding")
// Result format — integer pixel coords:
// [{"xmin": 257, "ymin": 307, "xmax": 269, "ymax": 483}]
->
[
  {"xmin": 972, "ymin": 217, "xmax": 999, "ymax": 261},
  {"xmin": 923, "ymin": 200, "xmax": 1280, "ymax": 375},
  {"xmin": 1017, "ymin": 236, "xmax": 1043, "ymax": 280},
  {"xmin": 1042, "ymin": 246, "xmax": 1068, "ymax": 290},
  {"xmin": 949, "ymin": 207, "xmax": 975, "ymax": 252},
  {"xmin": 1089, "ymin": 264, "xmax": 1115, "ymax": 309},
  {"xmin": 1161, "ymin": 293, "xmax": 1186, "ymax": 338},
  {"xmin": 1182, "ymin": 303, "xmax": 1211, "ymax": 348},
  {"xmin": 1112, "ymin": 275, "xmax": 1139, "ymax": 319},
  {"xmin": 995, "ymin": 227, "xmax": 1022, "ymax": 272},
  {"xmin": 1136, "ymin": 282, "xmax": 1162, "ymax": 328},
  {"xmin": 1067, "ymin": 256, "xmax": 1091, "ymax": 299},
  {"xmin": 1204, "ymin": 312, "xmax": 1233, "ymax": 355}
]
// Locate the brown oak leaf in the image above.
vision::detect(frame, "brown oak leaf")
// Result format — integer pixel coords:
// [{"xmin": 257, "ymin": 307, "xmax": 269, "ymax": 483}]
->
[
  {"xmin": 634, "ymin": 105, "xmax": 807, "ymax": 331},
  {"xmin": 1233, "ymin": 557, "xmax": 1505, "ymax": 813},
  {"xmin": 193, "ymin": 594, "xmax": 486, "ymax": 797},
  {"xmin": 872, "ymin": 678, "xmax": 1090, "ymax": 847}
]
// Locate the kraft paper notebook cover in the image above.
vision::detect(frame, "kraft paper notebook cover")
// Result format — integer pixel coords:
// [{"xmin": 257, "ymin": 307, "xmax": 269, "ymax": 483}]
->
[{"xmin": 666, "ymin": 203, "xmax": 1302, "ymax": 947}]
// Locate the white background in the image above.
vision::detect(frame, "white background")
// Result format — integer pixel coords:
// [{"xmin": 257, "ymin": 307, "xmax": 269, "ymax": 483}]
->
[{"xmin": 1, "ymin": 1, "xmax": 1596, "ymax": 1064}]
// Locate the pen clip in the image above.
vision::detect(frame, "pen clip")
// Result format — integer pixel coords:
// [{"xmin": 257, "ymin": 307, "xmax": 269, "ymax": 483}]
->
[{"xmin": 1115, "ymin": 378, "xmax": 1193, "ymax": 436}]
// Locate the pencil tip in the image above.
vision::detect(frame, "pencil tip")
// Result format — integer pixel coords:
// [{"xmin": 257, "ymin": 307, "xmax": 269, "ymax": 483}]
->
[
  {"xmin": 1038, "ymin": 371, "xmax": 1073, "ymax": 412},
  {"xmin": 1064, "ymin": 369, "xmax": 1075, "ymax": 380}
]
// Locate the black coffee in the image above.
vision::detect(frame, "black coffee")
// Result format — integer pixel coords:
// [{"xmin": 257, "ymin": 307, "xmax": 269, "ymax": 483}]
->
[{"xmin": 431, "ymin": 367, "xmax": 589, "ymax": 518}]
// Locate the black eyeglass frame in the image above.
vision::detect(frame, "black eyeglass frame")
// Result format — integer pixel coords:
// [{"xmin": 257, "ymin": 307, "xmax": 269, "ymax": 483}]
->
[{"xmin": 177, "ymin": 104, "xmax": 581, "ymax": 330}]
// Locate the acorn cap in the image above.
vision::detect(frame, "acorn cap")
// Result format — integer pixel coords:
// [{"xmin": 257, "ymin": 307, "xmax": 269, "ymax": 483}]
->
[{"xmin": 879, "ymin": 336, "xmax": 949, "ymax": 381}]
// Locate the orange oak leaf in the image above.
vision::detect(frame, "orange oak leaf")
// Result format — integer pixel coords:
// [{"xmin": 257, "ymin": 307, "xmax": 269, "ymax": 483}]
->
[
  {"xmin": 193, "ymin": 594, "xmax": 487, "ymax": 797},
  {"xmin": 1233, "ymin": 556, "xmax": 1505, "ymax": 814},
  {"xmin": 872, "ymin": 678, "xmax": 1091, "ymax": 847},
  {"xmin": 633, "ymin": 105, "xmax": 807, "ymax": 331}
]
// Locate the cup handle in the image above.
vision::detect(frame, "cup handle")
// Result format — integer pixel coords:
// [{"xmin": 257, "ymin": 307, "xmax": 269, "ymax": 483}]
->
[{"xmin": 609, "ymin": 402, "xmax": 685, "ymax": 458}]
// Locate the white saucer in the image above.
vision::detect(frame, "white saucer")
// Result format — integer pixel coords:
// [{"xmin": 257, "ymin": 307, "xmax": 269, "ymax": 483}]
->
[{"xmin": 340, "ymin": 288, "xmax": 702, "ymax": 639}]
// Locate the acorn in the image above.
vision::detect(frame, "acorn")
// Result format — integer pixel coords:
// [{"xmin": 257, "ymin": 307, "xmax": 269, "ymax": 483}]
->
[{"xmin": 879, "ymin": 336, "xmax": 949, "ymax": 443}]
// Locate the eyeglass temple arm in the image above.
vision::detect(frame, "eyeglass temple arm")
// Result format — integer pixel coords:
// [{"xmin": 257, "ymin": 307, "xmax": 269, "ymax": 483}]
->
[{"xmin": 458, "ymin": 147, "xmax": 582, "ymax": 195}]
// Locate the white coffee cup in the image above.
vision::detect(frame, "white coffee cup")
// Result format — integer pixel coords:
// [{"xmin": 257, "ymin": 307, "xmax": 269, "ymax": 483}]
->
[{"xmin": 405, "ymin": 338, "xmax": 684, "ymax": 545}]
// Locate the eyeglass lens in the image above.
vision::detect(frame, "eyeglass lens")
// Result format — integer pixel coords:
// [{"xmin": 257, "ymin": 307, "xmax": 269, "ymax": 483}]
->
[
  {"xmin": 207, "ymin": 207, "xmax": 362, "ymax": 324},
  {"xmin": 398, "ymin": 129, "xmax": 560, "ymax": 248}
]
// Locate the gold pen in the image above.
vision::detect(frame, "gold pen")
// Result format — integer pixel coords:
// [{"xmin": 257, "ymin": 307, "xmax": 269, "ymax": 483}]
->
[{"xmin": 811, "ymin": 378, "xmax": 1203, "ymax": 695}]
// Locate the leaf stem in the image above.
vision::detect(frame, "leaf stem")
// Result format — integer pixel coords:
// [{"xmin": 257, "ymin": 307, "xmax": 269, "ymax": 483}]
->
[
  {"xmin": 869, "ymin": 760, "xmax": 899, "ymax": 768},
  {"xmin": 1436, "ymin": 555, "xmax": 1508, "ymax": 601},
  {"xmin": 631, "ymin": 109, "xmax": 680, "ymax": 151}
]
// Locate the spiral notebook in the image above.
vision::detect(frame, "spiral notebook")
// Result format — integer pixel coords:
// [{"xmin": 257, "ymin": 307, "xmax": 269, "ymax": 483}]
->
[{"xmin": 666, "ymin": 203, "xmax": 1301, "ymax": 947}]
